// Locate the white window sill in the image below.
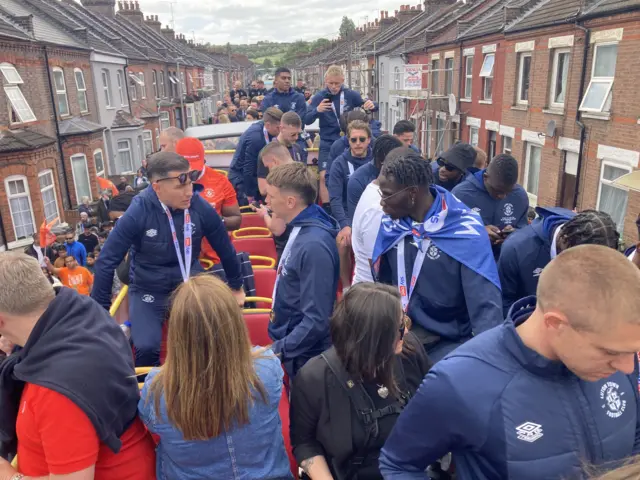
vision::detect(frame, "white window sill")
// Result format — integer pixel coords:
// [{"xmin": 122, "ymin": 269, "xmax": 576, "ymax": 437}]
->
[
  {"xmin": 543, "ymin": 108, "xmax": 565, "ymax": 116},
  {"xmin": 479, "ymin": 99, "xmax": 493, "ymax": 104},
  {"xmin": 106, "ymin": 106, "xmax": 116, "ymax": 110},
  {"xmin": 10, "ymin": 120, "xmax": 37, "ymax": 128},
  {"xmin": 581, "ymin": 111, "xmax": 611, "ymax": 121},
  {"xmin": 511, "ymin": 105, "xmax": 528, "ymax": 111},
  {"xmin": 460, "ymin": 98, "xmax": 472, "ymax": 103},
  {"xmin": 7, "ymin": 238, "xmax": 33, "ymax": 250}
]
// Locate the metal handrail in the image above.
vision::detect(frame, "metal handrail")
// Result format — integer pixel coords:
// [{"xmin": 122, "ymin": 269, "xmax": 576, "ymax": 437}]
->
[{"xmin": 109, "ymin": 285, "xmax": 128, "ymax": 317}]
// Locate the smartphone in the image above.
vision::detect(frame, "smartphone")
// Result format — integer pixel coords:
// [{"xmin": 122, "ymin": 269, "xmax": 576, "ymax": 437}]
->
[
  {"xmin": 323, "ymin": 92, "xmax": 333, "ymax": 101},
  {"xmin": 501, "ymin": 229, "xmax": 514, "ymax": 237}
]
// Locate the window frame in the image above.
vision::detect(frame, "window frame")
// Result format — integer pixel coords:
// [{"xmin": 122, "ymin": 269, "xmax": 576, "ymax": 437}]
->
[
  {"xmin": 101, "ymin": 69, "xmax": 112, "ymax": 108},
  {"xmin": 38, "ymin": 169, "xmax": 60, "ymax": 224},
  {"xmin": 94, "ymin": 148, "xmax": 105, "ymax": 177},
  {"xmin": 126, "ymin": 71, "xmax": 136, "ymax": 102},
  {"xmin": 142, "ymin": 130, "xmax": 153, "ymax": 157},
  {"xmin": 463, "ymin": 55, "xmax": 473, "ymax": 100},
  {"xmin": 487, "ymin": 130, "xmax": 497, "ymax": 160},
  {"xmin": 52, "ymin": 67, "xmax": 70, "ymax": 117},
  {"xmin": 5, "ymin": 175, "xmax": 36, "ymax": 242},
  {"xmin": 516, "ymin": 53, "xmax": 532, "ymax": 105},
  {"xmin": 579, "ymin": 42, "xmax": 618, "ymax": 113},
  {"xmin": 74, "ymin": 68, "xmax": 89, "ymax": 114},
  {"xmin": 5, "ymin": 85, "xmax": 37, "ymax": 124},
  {"xmin": 502, "ymin": 135, "xmax": 513, "ymax": 154},
  {"xmin": 117, "ymin": 139, "xmax": 134, "ymax": 173},
  {"xmin": 152, "ymin": 70, "xmax": 159, "ymax": 99},
  {"xmin": 70, "ymin": 154, "xmax": 92, "ymax": 204},
  {"xmin": 0, "ymin": 63, "xmax": 23, "ymax": 84},
  {"xmin": 159, "ymin": 111, "xmax": 170, "ymax": 131},
  {"xmin": 596, "ymin": 159, "xmax": 631, "ymax": 234},
  {"xmin": 431, "ymin": 58, "xmax": 440, "ymax": 95},
  {"xmin": 186, "ymin": 104, "xmax": 195, "ymax": 128},
  {"xmin": 524, "ymin": 142, "xmax": 542, "ymax": 205},
  {"xmin": 444, "ymin": 57, "xmax": 454, "ymax": 96},
  {"xmin": 159, "ymin": 72, "xmax": 165, "ymax": 98},
  {"xmin": 480, "ymin": 53, "xmax": 495, "ymax": 101},
  {"xmin": 380, "ymin": 62, "xmax": 385, "ymax": 89},
  {"xmin": 549, "ymin": 48, "xmax": 570, "ymax": 109},
  {"xmin": 394, "ymin": 66, "xmax": 400, "ymax": 90},
  {"xmin": 138, "ymin": 71, "xmax": 146, "ymax": 99},
  {"xmin": 469, "ymin": 126, "xmax": 479, "ymax": 147}
]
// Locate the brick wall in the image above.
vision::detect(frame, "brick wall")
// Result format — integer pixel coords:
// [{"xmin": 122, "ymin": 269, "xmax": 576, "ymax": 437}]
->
[
  {"xmin": 60, "ymin": 131, "xmax": 105, "ymax": 206},
  {"xmin": 128, "ymin": 61, "xmax": 166, "ymax": 118}
]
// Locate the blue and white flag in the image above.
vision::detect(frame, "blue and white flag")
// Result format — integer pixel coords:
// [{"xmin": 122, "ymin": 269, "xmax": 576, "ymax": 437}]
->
[{"xmin": 371, "ymin": 185, "xmax": 501, "ymax": 290}]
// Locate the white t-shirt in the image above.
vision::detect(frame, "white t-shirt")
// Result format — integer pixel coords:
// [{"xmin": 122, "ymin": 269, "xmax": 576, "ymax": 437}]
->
[{"xmin": 352, "ymin": 182, "xmax": 384, "ymax": 284}]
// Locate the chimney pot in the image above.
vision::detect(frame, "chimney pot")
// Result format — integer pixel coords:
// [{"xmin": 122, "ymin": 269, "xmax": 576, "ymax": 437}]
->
[
  {"xmin": 134, "ymin": 0, "xmax": 139, "ymax": 10},
  {"xmin": 118, "ymin": 1, "xmax": 123, "ymax": 9},
  {"xmin": 155, "ymin": 15, "xmax": 158, "ymax": 21},
  {"xmin": 124, "ymin": 2, "xmax": 129, "ymax": 10}
]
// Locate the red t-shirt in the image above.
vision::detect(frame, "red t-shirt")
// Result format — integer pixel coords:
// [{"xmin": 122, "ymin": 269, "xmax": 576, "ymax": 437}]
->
[
  {"xmin": 198, "ymin": 167, "xmax": 238, "ymax": 264},
  {"xmin": 16, "ymin": 384, "xmax": 156, "ymax": 479}
]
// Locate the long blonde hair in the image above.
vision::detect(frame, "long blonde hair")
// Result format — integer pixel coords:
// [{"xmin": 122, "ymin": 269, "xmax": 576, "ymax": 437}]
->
[{"xmin": 150, "ymin": 275, "xmax": 267, "ymax": 440}]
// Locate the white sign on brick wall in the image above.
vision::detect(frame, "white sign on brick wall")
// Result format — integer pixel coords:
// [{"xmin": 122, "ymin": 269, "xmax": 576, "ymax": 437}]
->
[
  {"xmin": 466, "ymin": 116, "xmax": 481, "ymax": 128},
  {"xmin": 515, "ymin": 41, "xmax": 535, "ymax": 53},
  {"xmin": 591, "ymin": 28, "xmax": 623, "ymax": 43},
  {"xmin": 482, "ymin": 44, "xmax": 497, "ymax": 54},
  {"xmin": 548, "ymin": 35, "xmax": 574, "ymax": 49}
]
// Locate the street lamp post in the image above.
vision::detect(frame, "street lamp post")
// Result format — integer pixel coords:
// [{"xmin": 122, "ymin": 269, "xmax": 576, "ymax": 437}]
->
[{"xmin": 176, "ymin": 57, "xmax": 185, "ymax": 129}]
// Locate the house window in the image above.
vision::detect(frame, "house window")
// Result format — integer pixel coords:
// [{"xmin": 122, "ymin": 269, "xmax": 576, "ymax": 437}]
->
[
  {"xmin": 394, "ymin": 66, "xmax": 400, "ymax": 90},
  {"xmin": 155, "ymin": 128, "xmax": 160, "ymax": 151},
  {"xmin": 152, "ymin": 70, "xmax": 159, "ymax": 98},
  {"xmin": 480, "ymin": 53, "xmax": 495, "ymax": 101},
  {"xmin": 101, "ymin": 69, "xmax": 112, "ymax": 107},
  {"xmin": 74, "ymin": 68, "xmax": 89, "ymax": 113},
  {"xmin": 70, "ymin": 154, "xmax": 92, "ymax": 204},
  {"xmin": 517, "ymin": 53, "xmax": 532, "ymax": 104},
  {"xmin": 159, "ymin": 72, "xmax": 165, "ymax": 98},
  {"xmin": 502, "ymin": 135, "xmax": 513, "ymax": 154},
  {"xmin": 1, "ymin": 63, "xmax": 36, "ymax": 124},
  {"xmin": 38, "ymin": 170, "xmax": 59, "ymax": 224},
  {"xmin": 580, "ymin": 43, "xmax": 618, "ymax": 113},
  {"xmin": 549, "ymin": 49, "xmax": 570, "ymax": 108},
  {"xmin": 52, "ymin": 68, "xmax": 69, "ymax": 116},
  {"xmin": 597, "ymin": 162, "xmax": 630, "ymax": 233},
  {"xmin": 380, "ymin": 63, "xmax": 385, "ymax": 88},
  {"xmin": 169, "ymin": 73, "xmax": 178, "ymax": 97},
  {"xmin": 5, "ymin": 176, "xmax": 35, "ymax": 241},
  {"xmin": 94, "ymin": 149, "xmax": 105, "ymax": 177},
  {"xmin": 118, "ymin": 139, "xmax": 133, "ymax": 172},
  {"xmin": 138, "ymin": 72, "xmax": 146, "ymax": 98},
  {"xmin": 488, "ymin": 131, "xmax": 497, "ymax": 160},
  {"xmin": 431, "ymin": 59, "xmax": 440, "ymax": 95},
  {"xmin": 127, "ymin": 72, "xmax": 137, "ymax": 102},
  {"xmin": 186, "ymin": 104, "xmax": 194, "ymax": 128},
  {"xmin": 469, "ymin": 126, "xmax": 479, "ymax": 147},
  {"xmin": 159, "ymin": 111, "xmax": 170, "ymax": 130},
  {"xmin": 463, "ymin": 55, "xmax": 473, "ymax": 99},
  {"xmin": 524, "ymin": 143, "xmax": 542, "ymax": 202},
  {"xmin": 444, "ymin": 58, "xmax": 454, "ymax": 96},
  {"xmin": 436, "ymin": 116, "xmax": 446, "ymax": 154},
  {"xmin": 180, "ymin": 72, "xmax": 186, "ymax": 93},
  {"xmin": 142, "ymin": 130, "xmax": 153, "ymax": 157},
  {"xmin": 137, "ymin": 136, "xmax": 144, "ymax": 163}
]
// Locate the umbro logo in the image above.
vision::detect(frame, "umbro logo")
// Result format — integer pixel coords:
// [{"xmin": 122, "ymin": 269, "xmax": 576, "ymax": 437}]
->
[
  {"xmin": 145, "ymin": 229, "xmax": 157, "ymax": 238},
  {"xmin": 516, "ymin": 422, "xmax": 543, "ymax": 443},
  {"xmin": 533, "ymin": 268, "xmax": 543, "ymax": 277},
  {"xmin": 141, "ymin": 294, "xmax": 155, "ymax": 303}
]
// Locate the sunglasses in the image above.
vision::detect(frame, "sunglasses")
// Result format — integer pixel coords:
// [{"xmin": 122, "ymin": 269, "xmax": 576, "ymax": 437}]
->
[
  {"xmin": 437, "ymin": 158, "xmax": 459, "ymax": 172},
  {"xmin": 350, "ymin": 136, "xmax": 368, "ymax": 144},
  {"xmin": 380, "ymin": 185, "xmax": 412, "ymax": 202},
  {"xmin": 155, "ymin": 170, "xmax": 200, "ymax": 185}
]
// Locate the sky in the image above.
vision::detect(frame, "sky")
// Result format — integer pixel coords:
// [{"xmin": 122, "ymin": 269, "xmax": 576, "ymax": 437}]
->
[{"xmin": 137, "ymin": 0, "xmax": 414, "ymax": 45}]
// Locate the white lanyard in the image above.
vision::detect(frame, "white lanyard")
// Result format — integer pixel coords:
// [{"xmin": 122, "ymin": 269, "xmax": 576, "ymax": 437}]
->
[
  {"xmin": 549, "ymin": 223, "xmax": 565, "ymax": 260},
  {"xmin": 330, "ymin": 91, "xmax": 345, "ymax": 125},
  {"xmin": 272, "ymin": 226, "xmax": 301, "ymax": 300},
  {"xmin": 347, "ymin": 161, "xmax": 355, "ymax": 176},
  {"xmin": 397, "ymin": 238, "xmax": 431, "ymax": 312},
  {"xmin": 34, "ymin": 246, "xmax": 45, "ymax": 267},
  {"xmin": 160, "ymin": 202, "xmax": 192, "ymax": 283}
]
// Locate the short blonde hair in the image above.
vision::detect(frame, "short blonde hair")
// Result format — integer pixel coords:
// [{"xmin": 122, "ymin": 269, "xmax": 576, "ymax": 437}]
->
[
  {"xmin": 267, "ymin": 162, "xmax": 317, "ymax": 206},
  {"xmin": 325, "ymin": 65, "xmax": 344, "ymax": 78},
  {"xmin": 0, "ymin": 252, "xmax": 54, "ymax": 315}
]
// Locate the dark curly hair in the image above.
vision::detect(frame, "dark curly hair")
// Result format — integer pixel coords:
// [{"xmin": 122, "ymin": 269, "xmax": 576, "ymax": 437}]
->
[
  {"xmin": 373, "ymin": 134, "xmax": 403, "ymax": 169},
  {"xmin": 381, "ymin": 147, "xmax": 434, "ymax": 188},
  {"xmin": 560, "ymin": 210, "xmax": 620, "ymax": 251}
]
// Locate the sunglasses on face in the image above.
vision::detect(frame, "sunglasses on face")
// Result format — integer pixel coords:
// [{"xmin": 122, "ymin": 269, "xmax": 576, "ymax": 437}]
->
[
  {"xmin": 437, "ymin": 158, "xmax": 459, "ymax": 172},
  {"xmin": 380, "ymin": 185, "xmax": 412, "ymax": 202},
  {"xmin": 350, "ymin": 136, "xmax": 368, "ymax": 144},
  {"xmin": 155, "ymin": 170, "xmax": 200, "ymax": 185}
]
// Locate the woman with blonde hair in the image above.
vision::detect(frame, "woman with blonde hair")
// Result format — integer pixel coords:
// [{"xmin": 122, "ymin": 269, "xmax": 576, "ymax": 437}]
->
[{"xmin": 138, "ymin": 274, "xmax": 292, "ymax": 479}]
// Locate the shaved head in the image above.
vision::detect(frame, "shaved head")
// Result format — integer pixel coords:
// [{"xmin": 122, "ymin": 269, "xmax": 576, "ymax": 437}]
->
[
  {"xmin": 538, "ymin": 244, "xmax": 640, "ymax": 332},
  {"xmin": 159, "ymin": 127, "xmax": 185, "ymax": 153}
]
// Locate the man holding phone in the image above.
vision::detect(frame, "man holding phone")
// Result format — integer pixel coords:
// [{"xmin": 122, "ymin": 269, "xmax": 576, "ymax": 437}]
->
[{"xmin": 305, "ymin": 65, "xmax": 377, "ymax": 211}]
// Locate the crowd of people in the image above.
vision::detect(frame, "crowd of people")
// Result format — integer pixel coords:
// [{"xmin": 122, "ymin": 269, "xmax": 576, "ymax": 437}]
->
[{"xmin": 0, "ymin": 63, "xmax": 640, "ymax": 480}]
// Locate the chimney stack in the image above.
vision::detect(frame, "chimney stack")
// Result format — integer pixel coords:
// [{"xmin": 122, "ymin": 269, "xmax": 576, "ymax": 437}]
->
[
  {"xmin": 161, "ymin": 25, "xmax": 175, "ymax": 41},
  {"xmin": 80, "ymin": 0, "xmax": 116, "ymax": 17}
]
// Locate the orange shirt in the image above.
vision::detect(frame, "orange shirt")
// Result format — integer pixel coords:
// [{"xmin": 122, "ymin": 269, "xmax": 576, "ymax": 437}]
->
[
  {"xmin": 97, "ymin": 176, "xmax": 119, "ymax": 197},
  {"xmin": 57, "ymin": 266, "xmax": 93, "ymax": 295},
  {"xmin": 16, "ymin": 384, "xmax": 156, "ymax": 479},
  {"xmin": 197, "ymin": 167, "xmax": 238, "ymax": 264}
]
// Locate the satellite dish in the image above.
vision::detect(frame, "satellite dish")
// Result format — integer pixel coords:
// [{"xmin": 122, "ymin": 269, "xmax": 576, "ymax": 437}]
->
[
  {"xmin": 546, "ymin": 119, "xmax": 557, "ymax": 138},
  {"xmin": 448, "ymin": 94, "xmax": 457, "ymax": 116}
]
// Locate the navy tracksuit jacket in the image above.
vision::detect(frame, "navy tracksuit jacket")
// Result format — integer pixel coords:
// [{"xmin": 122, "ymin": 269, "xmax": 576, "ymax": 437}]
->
[
  {"xmin": 92, "ymin": 187, "xmax": 243, "ymax": 366},
  {"xmin": 328, "ymin": 149, "xmax": 373, "ymax": 230},
  {"xmin": 228, "ymin": 121, "xmax": 274, "ymax": 200},
  {"xmin": 380, "ymin": 297, "xmax": 640, "ymax": 480}
]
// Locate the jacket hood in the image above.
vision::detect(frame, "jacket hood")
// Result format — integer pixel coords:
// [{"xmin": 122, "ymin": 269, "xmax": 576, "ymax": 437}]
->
[
  {"xmin": 469, "ymin": 169, "xmax": 487, "ymax": 191},
  {"xmin": 505, "ymin": 296, "xmax": 568, "ymax": 378},
  {"xmin": 369, "ymin": 119, "xmax": 382, "ymax": 138},
  {"xmin": 342, "ymin": 147, "xmax": 374, "ymax": 166},
  {"xmin": 289, "ymin": 204, "xmax": 340, "ymax": 236},
  {"xmin": 535, "ymin": 207, "xmax": 575, "ymax": 243}
]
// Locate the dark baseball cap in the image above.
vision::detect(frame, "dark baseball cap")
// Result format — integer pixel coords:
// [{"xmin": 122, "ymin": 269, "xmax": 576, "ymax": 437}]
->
[{"xmin": 437, "ymin": 143, "xmax": 477, "ymax": 172}]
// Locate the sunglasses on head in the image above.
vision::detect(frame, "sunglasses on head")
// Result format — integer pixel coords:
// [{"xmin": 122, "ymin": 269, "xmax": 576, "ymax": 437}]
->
[
  {"xmin": 437, "ymin": 158, "xmax": 459, "ymax": 172},
  {"xmin": 350, "ymin": 136, "xmax": 368, "ymax": 144},
  {"xmin": 155, "ymin": 170, "xmax": 200, "ymax": 185}
]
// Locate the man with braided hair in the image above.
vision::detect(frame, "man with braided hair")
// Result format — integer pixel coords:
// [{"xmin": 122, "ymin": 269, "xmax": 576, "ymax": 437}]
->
[
  {"xmin": 371, "ymin": 148, "xmax": 502, "ymax": 361},
  {"xmin": 498, "ymin": 208, "xmax": 619, "ymax": 316}
]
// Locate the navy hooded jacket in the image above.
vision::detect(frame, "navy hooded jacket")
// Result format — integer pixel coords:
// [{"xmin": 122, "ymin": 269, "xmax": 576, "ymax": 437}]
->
[
  {"xmin": 347, "ymin": 161, "xmax": 378, "ymax": 222},
  {"xmin": 260, "ymin": 88, "xmax": 307, "ymax": 120},
  {"xmin": 327, "ymin": 136, "xmax": 349, "ymax": 179},
  {"xmin": 269, "ymin": 205, "xmax": 339, "ymax": 376},
  {"xmin": 369, "ymin": 119, "xmax": 382, "ymax": 138},
  {"xmin": 328, "ymin": 149, "xmax": 373, "ymax": 229},
  {"xmin": 452, "ymin": 169, "xmax": 530, "ymax": 229},
  {"xmin": 304, "ymin": 87, "xmax": 377, "ymax": 148},
  {"xmin": 377, "ymin": 233, "xmax": 502, "ymax": 350},
  {"xmin": 92, "ymin": 187, "xmax": 243, "ymax": 309},
  {"xmin": 498, "ymin": 207, "xmax": 575, "ymax": 316},
  {"xmin": 228, "ymin": 121, "xmax": 274, "ymax": 198},
  {"xmin": 380, "ymin": 297, "xmax": 640, "ymax": 480}
]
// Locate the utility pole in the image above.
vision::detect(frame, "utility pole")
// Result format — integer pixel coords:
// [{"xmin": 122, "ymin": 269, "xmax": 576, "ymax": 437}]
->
[
  {"xmin": 227, "ymin": 42, "xmax": 232, "ymax": 87},
  {"xmin": 347, "ymin": 43, "xmax": 352, "ymax": 89}
]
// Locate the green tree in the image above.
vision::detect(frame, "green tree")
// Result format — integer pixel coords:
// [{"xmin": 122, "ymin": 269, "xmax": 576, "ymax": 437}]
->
[
  {"xmin": 339, "ymin": 16, "xmax": 356, "ymax": 39},
  {"xmin": 263, "ymin": 58, "xmax": 273, "ymax": 68}
]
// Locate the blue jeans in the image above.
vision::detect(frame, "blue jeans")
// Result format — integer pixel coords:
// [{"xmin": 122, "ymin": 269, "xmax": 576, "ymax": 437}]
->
[{"xmin": 128, "ymin": 287, "xmax": 170, "ymax": 367}]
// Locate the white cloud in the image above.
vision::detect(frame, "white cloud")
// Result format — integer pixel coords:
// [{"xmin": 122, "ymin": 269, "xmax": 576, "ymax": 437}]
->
[{"xmin": 138, "ymin": 0, "xmax": 414, "ymax": 44}]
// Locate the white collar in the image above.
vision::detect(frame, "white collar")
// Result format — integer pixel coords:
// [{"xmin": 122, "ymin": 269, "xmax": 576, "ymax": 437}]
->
[{"xmin": 549, "ymin": 223, "xmax": 565, "ymax": 259}]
